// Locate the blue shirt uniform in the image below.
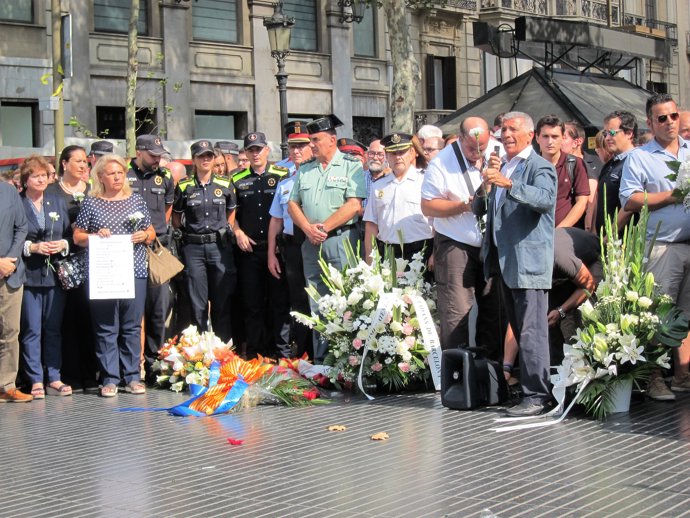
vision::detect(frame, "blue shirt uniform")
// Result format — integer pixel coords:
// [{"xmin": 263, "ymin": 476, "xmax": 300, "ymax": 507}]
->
[
  {"xmin": 173, "ymin": 174, "xmax": 236, "ymax": 235},
  {"xmin": 269, "ymin": 172, "xmax": 298, "ymax": 236},
  {"xmin": 232, "ymin": 165, "xmax": 288, "ymax": 243},
  {"xmin": 127, "ymin": 161, "xmax": 175, "ymax": 237}
]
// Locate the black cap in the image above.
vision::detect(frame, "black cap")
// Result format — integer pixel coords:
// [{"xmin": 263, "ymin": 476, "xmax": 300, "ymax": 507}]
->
[
  {"xmin": 306, "ymin": 114, "xmax": 344, "ymax": 135},
  {"xmin": 243, "ymin": 132, "xmax": 268, "ymax": 149},
  {"xmin": 190, "ymin": 140, "xmax": 215, "ymax": 157},
  {"xmin": 214, "ymin": 141, "xmax": 239, "ymax": 155},
  {"xmin": 284, "ymin": 121, "xmax": 310, "ymax": 143},
  {"xmin": 136, "ymin": 135, "xmax": 168, "ymax": 156},
  {"xmin": 381, "ymin": 132, "xmax": 414, "ymax": 152},
  {"xmin": 89, "ymin": 140, "xmax": 114, "ymax": 157},
  {"xmin": 337, "ymin": 138, "xmax": 366, "ymax": 157}
]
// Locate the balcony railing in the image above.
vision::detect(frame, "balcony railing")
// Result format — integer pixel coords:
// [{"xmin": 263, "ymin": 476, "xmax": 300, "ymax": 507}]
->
[{"xmin": 623, "ymin": 15, "xmax": 677, "ymax": 42}]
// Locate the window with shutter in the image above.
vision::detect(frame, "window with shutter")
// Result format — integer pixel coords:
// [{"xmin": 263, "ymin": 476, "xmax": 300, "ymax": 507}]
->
[{"xmin": 192, "ymin": 0, "xmax": 239, "ymax": 44}]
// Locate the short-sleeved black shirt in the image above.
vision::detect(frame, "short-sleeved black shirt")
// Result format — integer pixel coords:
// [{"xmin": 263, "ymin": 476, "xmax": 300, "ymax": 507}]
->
[
  {"xmin": 232, "ymin": 165, "xmax": 288, "ymax": 243},
  {"xmin": 173, "ymin": 174, "xmax": 236, "ymax": 234},
  {"xmin": 596, "ymin": 151, "xmax": 631, "ymax": 234},
  {"xmin": 127, "ymin": 161, "xmax": 175, "ymax": 236}
]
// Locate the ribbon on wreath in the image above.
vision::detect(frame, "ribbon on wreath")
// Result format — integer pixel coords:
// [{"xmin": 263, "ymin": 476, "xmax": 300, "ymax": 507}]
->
[
  {"xmin": 409, "ymin": 294, "xmax": 442, "ymax": 391},
  {"xmin": 491, "ymin": 375, "xmax": 591, "ymax": 432}
]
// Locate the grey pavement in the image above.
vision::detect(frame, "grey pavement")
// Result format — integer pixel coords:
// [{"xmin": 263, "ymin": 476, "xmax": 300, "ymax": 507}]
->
[{"xmin": 2, "ymin": 388, "xmax": 690, "ymax": 517}]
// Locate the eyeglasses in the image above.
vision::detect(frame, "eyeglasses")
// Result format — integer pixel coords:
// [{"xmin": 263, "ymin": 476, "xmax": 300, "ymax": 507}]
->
[
  {"xmin": 367, "ymin": 151, "xmax": 385, "ymax": 158},
  {"xmin": 422, "ymin": 147, "xmax": 441, "ymax": 154},
  {"xmin": 656, "ymin": 112, "xmax": 680, "ymax": 124},
  {"xmin": 604, "ymin": 129, "xmax": 624, "ymax": 137}
]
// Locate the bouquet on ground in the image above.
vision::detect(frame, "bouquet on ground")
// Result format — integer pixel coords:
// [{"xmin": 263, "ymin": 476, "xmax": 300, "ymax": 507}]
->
[
  {"xmin": 553, "ymin": 206, "xmax": 688, "ymax": 419},
  {"xmin": 292, "ymin": 240, "xmax": 435, "ymax": 391},
  {"xmin": 172, "ymin": 353, "xmax": 329, "ymax": 416},
  {"xmin": 665, "ymin": 158, "xmax": 690, "ymax": 211},
  {"xmin": 154, "ymin": 325, "xmax": 235, "ymax": 392}
]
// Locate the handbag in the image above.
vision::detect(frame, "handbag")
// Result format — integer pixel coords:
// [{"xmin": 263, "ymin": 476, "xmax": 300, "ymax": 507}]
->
[
  {"xmin": 56, "ymin": 251, "xmax": 87, "ymax": 290},
  {"xmin": 146, "ymin": 238, "xmax": 184, "ymax": 286}
]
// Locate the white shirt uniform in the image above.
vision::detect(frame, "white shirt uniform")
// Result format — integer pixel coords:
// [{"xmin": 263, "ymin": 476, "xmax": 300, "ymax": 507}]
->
[
  {"xmin": 421, "ymin": 144, "xmax": 483, "ymax": 247},
  {"xmin": 363, "ymin": 166, "xmax": 433, "ymax": 244}
]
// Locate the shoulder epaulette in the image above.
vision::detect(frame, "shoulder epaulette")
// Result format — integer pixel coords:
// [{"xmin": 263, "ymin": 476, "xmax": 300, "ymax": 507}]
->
[
  {"xmin": 178, "ymin": 177, "xmax": 194, "ymax": 192},
  {"xmin": 160, "ymin": 167, "xmax": 172, "ymax": 179},
  {"xmin": 268, "ymin": 164, "xmax": 289, "ymax": 177},
  {"xmin": 343, "ymin": 154, "xmax": 360, "ymax": 162},
  {"xmin": 300, "ymin": 158, "xmax": 317, "ymax": 166},
  {"xmin": 213, "ymin": 176, "xmax": 231, "ymax": 188},
  {"xmin": 232, "ymin": 169, "xmax": 251, "ymax": 183}
]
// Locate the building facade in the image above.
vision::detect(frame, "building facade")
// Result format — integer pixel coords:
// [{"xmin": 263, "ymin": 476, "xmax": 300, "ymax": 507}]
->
[{"xmin": 0, "ymin": 0, "xmax": 685, "ymax": 156}]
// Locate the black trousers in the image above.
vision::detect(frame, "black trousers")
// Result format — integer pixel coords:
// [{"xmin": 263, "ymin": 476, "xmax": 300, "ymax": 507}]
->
[
  {"xmin": 143, "ymin": 279, "xmax": 170, "ymax": 380},
  {"xmin": 238, "ymin": 243, "xmax": 291, "ymax": 356},
  {"xmin": 281, "ymin": 236, "xmax": 312, "ymax": 357},
  {"xmin": 182, "ymin": 241, "xmax": 236, "ymax": 343}
]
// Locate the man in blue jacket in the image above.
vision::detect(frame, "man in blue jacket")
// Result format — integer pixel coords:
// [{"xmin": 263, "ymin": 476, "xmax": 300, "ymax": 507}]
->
[
  {"xmin": 473, "ymin": 111, "xmax": 557, "ymax": 416},
  {"xmin": 0, "ymin": 181, "xmax": 30, "ymax": 402}
]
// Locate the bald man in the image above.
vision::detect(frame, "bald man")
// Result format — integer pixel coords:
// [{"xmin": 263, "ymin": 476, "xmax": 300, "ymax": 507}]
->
[{"xmin": 421, "ymin": 116, "xmax": 506, "ymax": 358}]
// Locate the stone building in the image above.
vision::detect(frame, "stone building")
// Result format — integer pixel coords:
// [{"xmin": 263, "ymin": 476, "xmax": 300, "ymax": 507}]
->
[{"xmin": 0, "ymin": 0, "xmax": 685, "ymax": 155}]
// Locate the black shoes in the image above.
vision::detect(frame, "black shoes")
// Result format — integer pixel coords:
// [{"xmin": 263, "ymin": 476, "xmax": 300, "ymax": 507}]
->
[{"xmin": 505, "ymin": 399, "xmax": 550, "ymax": 417}]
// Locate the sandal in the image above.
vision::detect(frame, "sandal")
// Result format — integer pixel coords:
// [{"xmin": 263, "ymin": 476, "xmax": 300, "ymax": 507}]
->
[
  {"xmin": 100, "ymin": 384, "xmax": 118, "ymax": 398},
  {"xmin": 31, "ymin": 384, "xmax": 45, "ymax": 400},
  {"xmin": 46, "ymin": 382, "xmax": 72, "ymax": 397},
  {"xmin": 124, "ymin": 381, "xmax": 146, "ymax": 395}
]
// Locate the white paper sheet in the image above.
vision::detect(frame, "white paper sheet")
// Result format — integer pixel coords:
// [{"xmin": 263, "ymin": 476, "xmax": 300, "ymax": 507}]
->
[{"xmin": 88, "ymin": 234, "xmax": 135, "ymax": 300}]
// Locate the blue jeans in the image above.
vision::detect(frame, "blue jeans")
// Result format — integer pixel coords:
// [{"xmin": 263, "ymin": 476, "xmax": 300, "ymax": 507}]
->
[
  {"xmin": 20, "ymin": 286, "xmax": 66, "ymax": 385},
  {"xmin": 90, "ymin": 278, "xmax": 147, "ymax": 386}
]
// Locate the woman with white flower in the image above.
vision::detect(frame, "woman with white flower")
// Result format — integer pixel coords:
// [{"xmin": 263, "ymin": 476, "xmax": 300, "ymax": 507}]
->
[
  {"xmin": 46, "ymin": 144, "xmax": 97, "ymax": 392},
  {"xmin": 73, "ymin": 155, "xmax": 155, "ymax": 397},
  {"xmin": 18, "ymin": 155, "xmax": 72, "ymax": 398}
]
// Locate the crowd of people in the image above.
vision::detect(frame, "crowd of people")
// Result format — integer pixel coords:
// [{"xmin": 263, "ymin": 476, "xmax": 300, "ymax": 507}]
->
[{"xmin": 1, "ymin": 95, "xmax": 689, "ymax": 417}]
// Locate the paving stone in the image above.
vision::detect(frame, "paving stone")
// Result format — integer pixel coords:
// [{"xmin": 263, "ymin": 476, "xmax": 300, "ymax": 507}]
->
[{"xmin": 2, "ymin": 390, "xmax": 690, "ymax": 516}]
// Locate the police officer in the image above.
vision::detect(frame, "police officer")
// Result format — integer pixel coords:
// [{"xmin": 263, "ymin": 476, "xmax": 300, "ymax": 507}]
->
[
  {"xmin": 363, "ymin": 132, "xmax": 434, "ymax": 263},
  {"xmin": 268, "ymin": 121, "xmax": 313, "ymax": 357},
  {"xmin": 232, "ymin": 132, "xmax": 291, "ymax": 358},
  {"xmin": 215, "ymin": 141, "xmax": 240, "ymax": 172},
  {"xmin": 172, "ymin": 140, "xmax": 236, "ymax": 342},
  {"xmin": 337, "ymin": 137, "xmax": 367, "ymax": 164},
  {"xmin": 127, "ymin": 135, "xmax": 175, "ymax": 383},
  {"xmin": 288, "ymin": 115, "xmax": 367, "ymax": 362},
  {"xmin": 88, "ymin": 140, "xmax": 114, "ymax": 170}
]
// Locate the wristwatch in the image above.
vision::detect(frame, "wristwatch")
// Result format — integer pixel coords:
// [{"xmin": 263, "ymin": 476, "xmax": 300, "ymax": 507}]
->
[{"xmin": 557, "ymin": 307, "xmax": 566, "ymax": 320}]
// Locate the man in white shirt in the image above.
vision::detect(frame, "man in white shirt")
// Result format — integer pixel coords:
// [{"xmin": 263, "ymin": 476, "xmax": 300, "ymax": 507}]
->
[
  {"xmin": 363, "ymin": 133, "xmax": 433, "ymax": 264},
  {"xmin": 421, "ymin": 117, "xmax": 505, "ymax": 358}
]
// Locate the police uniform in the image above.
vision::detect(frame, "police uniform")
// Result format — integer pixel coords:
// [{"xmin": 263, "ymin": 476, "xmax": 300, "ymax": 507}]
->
[
  {"xmin": 128, "ymin": 135, "xmax": 176, "ymax": 382},
  {"xmin": 233, "ymin": 132, "xmax": 291, "ymax": 357},
  {"xmin": 289, "ymin": 115, "xmax": 367, "ymax": 361},
  {"xmin": 173, "ymin": 140, "xmax": 237, "ymax": 342},
  {"xmin": 363, "ymin": 133, "xmax": 433, "ymax": 262},
  {"xmin": 267, "ymin": 121, "xmax": 312, "ymax": 357}
]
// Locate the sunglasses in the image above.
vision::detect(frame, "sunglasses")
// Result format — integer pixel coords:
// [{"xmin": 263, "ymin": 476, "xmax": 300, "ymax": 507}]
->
[
  {"xmin": 604, "ymin": 129, "xmax": 623, "ymax": 137},
  {"xmin": 655, "ymin": 112, "xmax": 679, "ymax": 123}
]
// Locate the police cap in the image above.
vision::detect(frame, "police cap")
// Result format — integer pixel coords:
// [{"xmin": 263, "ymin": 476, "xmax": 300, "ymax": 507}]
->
[
  {"xmin": 190, "ymin": 140, "xmax": 215, "ymax": 157},
  {"xmin": 381, "ymin": 132, "xmax": 414, "ymax": 152},
  {"xmin": 136, "ymin": 134, "xmax": 168, "ymax": 156},
  {"xmin": 243, "ymin": 132, "xmax": 268, "ymax": 149}
]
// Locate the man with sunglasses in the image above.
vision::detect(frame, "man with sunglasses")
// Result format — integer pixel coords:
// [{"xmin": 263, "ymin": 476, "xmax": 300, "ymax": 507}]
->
[
  {"xmin": 620, "ymin": 93, "xmax": 690, "ymax": 398},
  {"xmin": 595, "ymin": 111, "xmax": 638, "ymax": 234}
]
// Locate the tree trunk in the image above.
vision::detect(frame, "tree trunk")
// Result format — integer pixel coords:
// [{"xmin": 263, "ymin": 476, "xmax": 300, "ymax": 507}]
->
[
  {"xmin": 381, "ymin": 0, "xmax": 420, "ymax": 134},
  {"xmin": 125, "ymin": 0, "xmax": 139, "ymax": 157}
]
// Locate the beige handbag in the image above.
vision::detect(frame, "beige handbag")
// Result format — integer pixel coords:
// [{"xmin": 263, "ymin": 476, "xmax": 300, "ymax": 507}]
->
[{"xmin": 146, "ymin": 238, "xmax": 184, "ymax": 286}]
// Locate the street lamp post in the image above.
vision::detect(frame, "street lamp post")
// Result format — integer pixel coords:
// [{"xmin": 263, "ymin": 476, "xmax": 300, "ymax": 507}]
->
[{"xmin": 263, "ymin": 2, "xmax": 295, "ymax": 159}]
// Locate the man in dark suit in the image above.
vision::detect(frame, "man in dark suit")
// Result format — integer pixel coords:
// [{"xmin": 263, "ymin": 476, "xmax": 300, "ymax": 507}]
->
[
  {"xmin": 473, "ymin": 111, "xmax": 558, "ymax": 416},
  {"xmin": 0, "ymin": 181, "xmax": 30, "ymax": 402}
]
